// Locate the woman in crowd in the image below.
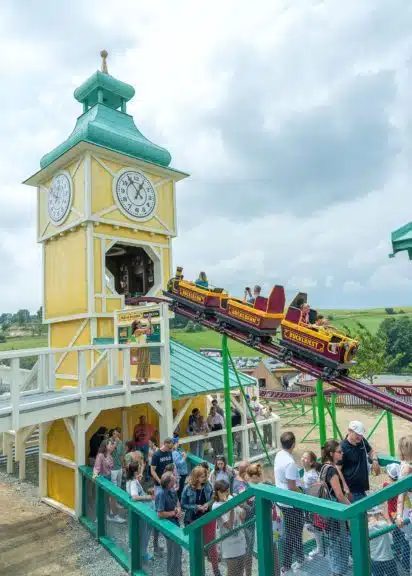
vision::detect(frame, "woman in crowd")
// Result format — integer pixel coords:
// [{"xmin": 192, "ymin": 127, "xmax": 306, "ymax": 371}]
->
[
  {"xmin": 209, "ymin": 455, "xmax": 234, "ymax": 489},
  {"xmin": 212, "ymin": 479, "xmax": 246, "ymax": 576},
  {"xmin": 124, "ymin": 440, "xmax": 144, "ymax": 472},
  {"xmin": 109, "ymin": 427, "xmax": 124, "ymax": 487},
  {"xmin": 243, "ymin": 464, "xmax": 263, "ymax": 576},
  {"xmin": 321, "ymin": 439, "xmax": 351, "ymax": 576},
  {"xmin": 301, "ymin": 451, "xmax": 323, "ymax": 559},
  {"xmin": 93, "ymin": 439, "xmax": 125, "ymax": 524},
  {"xmin": 126, "ymin": 462, "xmax": 154, "ymax": 562},
  {"xmin": 192, "ymin": 414, "xmax": 209, "ymax": 459},
  {"xmin": 172, "ymin": 439, "xmax": 189, "ymax": 500},
  {"xmin": 181, "ymin": 465, "xmax": 221, "ymax": 576}
]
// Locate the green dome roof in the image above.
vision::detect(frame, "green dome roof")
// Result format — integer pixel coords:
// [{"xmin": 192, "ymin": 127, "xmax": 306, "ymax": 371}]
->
[{"xmin": 40, "ymin": 57, "xmax": 171, "ymax": 169}]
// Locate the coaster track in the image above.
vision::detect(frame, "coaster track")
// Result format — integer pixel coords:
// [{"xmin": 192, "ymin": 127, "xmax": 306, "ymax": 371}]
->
[{"xmin": 134, "ymin": 296, "xmax": 412, "ymax": 422}]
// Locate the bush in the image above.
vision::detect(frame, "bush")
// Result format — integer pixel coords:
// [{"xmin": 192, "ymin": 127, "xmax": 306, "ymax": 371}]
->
[
  {"xmin": 385, "ymin": 308, "xmax": 396, "ymax": 315},
  {"xmin": 399, "ymin": 309, "xmax": 406, "ymax": 314},
  {"xmin": 0, "ymin": 334, "xmax": 5, "ymax": 343},
  {"xmin": 194, "ymin": 323, "xmax": 204, "ymax": 332},
  {"xmin": 327, "ymin": 315, "xmax": 334, "ymax": 321},
  {"xmin": 185, "ymin": 320, "xmax": 196, "ymax": 333}
]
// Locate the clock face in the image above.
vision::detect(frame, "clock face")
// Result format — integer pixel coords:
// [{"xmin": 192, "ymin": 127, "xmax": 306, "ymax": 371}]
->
[
  {"xmin": 114, "ymin": 169, "xmax": 157, "ymax": 221},
  {"xmin": 48, "ymin": 172, "xmax": 72, "ymax": 225}
]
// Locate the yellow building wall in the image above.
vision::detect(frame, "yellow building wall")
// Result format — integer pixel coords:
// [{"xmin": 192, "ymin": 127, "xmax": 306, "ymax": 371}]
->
[
  {"xmin": 46, "ymin": 419, "xmax": 75, "ymax": 510},
  {"xmin": 50, "ymin": 320, "xmax": 91, "ymax": 388},
  {"xmin": 94, "ymin": 224, "xmax": 169, "ymax": 245},
  {"xmin": 39, "ymin": 157, "xmax": 85, "ymax": 237},
  {"xmin": 44, "ymin": 228, "xmax": 87, "ymax": 319}
]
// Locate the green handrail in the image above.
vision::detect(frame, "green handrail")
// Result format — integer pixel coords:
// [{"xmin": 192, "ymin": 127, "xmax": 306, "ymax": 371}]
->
[{"xmin": 184, "ymin": 489, "xmax": 253, "ymax": 532}]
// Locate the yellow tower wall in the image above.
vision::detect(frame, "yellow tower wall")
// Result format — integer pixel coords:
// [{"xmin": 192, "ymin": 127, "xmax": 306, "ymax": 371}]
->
[
  {"xmin": 44, "ymin": 228, "xmax": 88, "ymax": 319},
  {"xmin": 47, "ymin": 420, "xmax": 75, "ymax": 509}
]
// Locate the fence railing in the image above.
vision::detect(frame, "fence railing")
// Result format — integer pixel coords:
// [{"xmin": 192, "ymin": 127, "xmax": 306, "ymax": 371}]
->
[{"xmin": 79, "ymin": 454, "xmax": 412, "ymax": 575}]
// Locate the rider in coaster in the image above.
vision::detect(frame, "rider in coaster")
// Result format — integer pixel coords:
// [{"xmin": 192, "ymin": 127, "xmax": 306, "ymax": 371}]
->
[
  {"xmin": 195, "ymin": 271, "xmax": 209, "ymax": 288},
  {"xmin": 244, "ymin": 285, "xmax": 261, "ymax": 305}
]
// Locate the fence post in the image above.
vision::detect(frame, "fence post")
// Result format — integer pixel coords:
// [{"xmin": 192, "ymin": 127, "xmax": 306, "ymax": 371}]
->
[
  {"xmin": 188, "ymin": 525, "xmax": 205, "ymax": 576},
  {"xmin": 11, "ymin": 358, "xmax": 20, "ymax": 432},
  {"xmin": 386, "ymin": 409, "xmax": 395, "ymax": 457},
  {"xmin": 96, "ymin": 483, "xmax": 106, "ymax": 539},
  {"xmin": 316, "ymin": 379, "xmax": 326, "ymax": 449},
  {"xmin": 331, "ymin": 393, "xmax": 338, "ymax": 440},
  {"xmin": 311, "ymin": 395, "xmax": 317, "ymax": 424},
  {"xmin": 222, "ymin": 335, "xmax": 233, "ymax": 466},
  {"xmin": 350, "ymin": 512, "xmax": 370, "ymax": 576},
  {"xmin": 256, "ymin": 495, "xmax": 275, "ymax": 576},
  {"xmin": 78, "ymin": 351, "xmax": 87, "ymax": 415},
  {"xmin": 129, "ymin": 509, "xmax": 141, "ymax": 573}
]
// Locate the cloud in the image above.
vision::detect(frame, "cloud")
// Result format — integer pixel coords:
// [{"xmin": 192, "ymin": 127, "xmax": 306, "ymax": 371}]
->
[{"xmin": 1, "ymin": 0, "xmax": 412, "ymax": 312}]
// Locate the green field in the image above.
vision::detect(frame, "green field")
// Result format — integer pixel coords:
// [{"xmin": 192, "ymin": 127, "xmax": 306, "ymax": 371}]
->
[
  {"xmin": 0, "ymin": 335, "xmax": 48, "ymax": 352},
  {"xmin": 0, "ymin": 306, "xmax": 411, "ymax": 358}
]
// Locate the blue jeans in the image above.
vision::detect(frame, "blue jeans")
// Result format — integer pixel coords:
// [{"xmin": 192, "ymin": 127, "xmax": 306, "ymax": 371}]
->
[
  {"xmin": 351, "ymin": 491, "xmax": 366, "ymax": 502},
  {"xmin": 326, "ymin": 520, "xmax": 349, "ymax": 575},
  {"xmin": 371, "ymin": 558, "xmax": 398, "ymax": 576}
]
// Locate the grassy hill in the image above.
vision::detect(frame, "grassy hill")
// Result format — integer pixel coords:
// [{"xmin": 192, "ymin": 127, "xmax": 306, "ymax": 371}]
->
[{"xmin": 0, "ymin": 306, "xmax": 410, "ymax": 357}]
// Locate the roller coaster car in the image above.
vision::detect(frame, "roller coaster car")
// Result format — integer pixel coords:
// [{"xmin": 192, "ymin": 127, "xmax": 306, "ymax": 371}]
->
[
  {"xmin": 216, "ymin": 286, "xmax": 285, "ymax": 341},
  {"xmin": 280, "ymin": 292, "xmax": 359, "ymax": 375},
  {"xmin": 166, "ymin": 270, "xmax": 228, "ymax": 317}
]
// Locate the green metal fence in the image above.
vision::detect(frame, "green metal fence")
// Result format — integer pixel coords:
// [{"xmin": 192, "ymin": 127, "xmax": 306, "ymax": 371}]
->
[{"xmin": 79, "ymin": 456, "xmax": 412, "ymax": 575}]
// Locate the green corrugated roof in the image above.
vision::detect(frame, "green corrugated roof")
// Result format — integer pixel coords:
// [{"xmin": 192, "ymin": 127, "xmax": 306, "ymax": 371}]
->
[
  {"xmin": 170, "ymin": 339, "xmax": 255, "ymax": 399},
  {"xmin": 389, "ymin": 222, "xmax": 412, "ymax": 260}
]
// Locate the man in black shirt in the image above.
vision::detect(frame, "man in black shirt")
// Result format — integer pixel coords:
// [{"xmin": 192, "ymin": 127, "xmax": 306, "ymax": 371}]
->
[
  {"xmin": 340, "ymin": 420, "xmax": 380, "ymax": 502},
  {"xmin": 151, "ymin": 437, "xmax": 174, "ymax": 487}
]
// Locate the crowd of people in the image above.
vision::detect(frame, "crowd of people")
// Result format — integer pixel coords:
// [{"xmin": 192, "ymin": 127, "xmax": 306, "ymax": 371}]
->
[
  {"xmin": 89, "ymin": 420, "xmax": 267, "ymax": 576},
  {"xmin": 89, "ymin": 415, "xmax": 411, "ymax": 576},
  {"xmin": 273, "ymin": 420, "xmax": 412, "ymax": 575}
]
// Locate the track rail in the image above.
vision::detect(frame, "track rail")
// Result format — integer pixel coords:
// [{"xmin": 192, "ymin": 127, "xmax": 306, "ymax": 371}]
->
[{"xmin": 132, "ymin": 296, "xmax": 412, "ymax": 422}]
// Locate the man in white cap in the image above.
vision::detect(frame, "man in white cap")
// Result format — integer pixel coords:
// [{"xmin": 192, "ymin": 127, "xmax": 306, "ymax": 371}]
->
[{"xmin": 340, "ymin": 420, "xmax": 380, "ymax": 502}]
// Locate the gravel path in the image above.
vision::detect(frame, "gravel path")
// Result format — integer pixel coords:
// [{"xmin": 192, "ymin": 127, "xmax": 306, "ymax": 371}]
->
[{"xmin": 0, "ymin": 471, "xmax": 126, "ymax": 576}]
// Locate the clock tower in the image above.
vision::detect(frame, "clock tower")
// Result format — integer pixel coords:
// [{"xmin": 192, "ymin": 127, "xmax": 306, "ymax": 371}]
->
[{"xmin": 25, "ymin": 51, "xmax": 188, "ymax": 386}]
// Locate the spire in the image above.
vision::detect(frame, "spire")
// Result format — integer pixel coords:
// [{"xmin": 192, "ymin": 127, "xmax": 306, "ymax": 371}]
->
[{"xmin": 100, "ymin": 50, "xmax": 108, "ymax": 74}]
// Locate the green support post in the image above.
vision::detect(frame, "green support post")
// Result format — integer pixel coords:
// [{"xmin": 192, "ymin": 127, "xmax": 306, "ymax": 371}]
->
[
  {"xmin": 188, "ymin": 526, "xmax": 205, "ymax": 576},
  {"xmin": 330, "ymin": 393, "xmax": 337, "ymax": 440},
  {"xmin": 350, "ymin": 513, "xmax": 371, "ymax": 576},
  {"xmin": 222, "ymin": 335, "xmax": 234, "ymax": 466},
  {"xmin": 386, "ymin": 409, "xmax": 395, "ymax": 457},
  {"xmin": 316, "ymin": 380, "xmax": 327, "ymax": 449},
  {"xmin": 311, "ymin": 395, "xmax": 317, "ymax": 424},
  {"xmin": 255, "ymin": 496, "xmax": 275, "ymax": 576},
  {"xmin": 96, "ymin": 483, "xmax": 106, "ymax": 539},
  {"xmin": 129, "ymin": 509, "xmax": 141, "ymax": 573}
]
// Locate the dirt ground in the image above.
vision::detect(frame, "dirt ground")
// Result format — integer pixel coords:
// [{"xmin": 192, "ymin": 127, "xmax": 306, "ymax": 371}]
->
[{"xmin": 0, "ymin": 475, "xmax": 125, "ymax": 576}]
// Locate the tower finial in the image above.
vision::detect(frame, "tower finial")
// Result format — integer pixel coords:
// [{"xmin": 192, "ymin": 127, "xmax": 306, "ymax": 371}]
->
[{"xmin": 100, "ymin": 50, "xmax": 108, "ymax": 74}]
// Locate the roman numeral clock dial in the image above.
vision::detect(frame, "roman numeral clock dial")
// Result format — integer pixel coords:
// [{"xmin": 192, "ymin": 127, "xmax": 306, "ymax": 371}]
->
[
  {"xmin": 47, "ymin": 171, "xmax": 73, "ymax": 225},
  {"xmin": 113, "ymin": 169, "xmax": 157, "ymax": 222}
]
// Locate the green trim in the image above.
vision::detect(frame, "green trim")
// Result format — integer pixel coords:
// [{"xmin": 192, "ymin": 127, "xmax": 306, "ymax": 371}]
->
[
  {"xmin": 74, "ymin": 70, "xmax": 135, "ymax": 106},
  {"xmin": 189, "ymin": 525, "xmax": 205, "ymax": 576},
  {"xmin": 350, "ymin": 514, "xmax": 370, "ymax": 576},
  {"xmin": 255, "ymin": 497, "xmax": 275, "ymax": 576},
  {"xmin": 79, "ymin": 515, "xmax": 97, "ymax": 536},
  {"xmin": 99, "ymin": 536, "xmax": 130, "ymax": 571},
  {"xmin": 129, "ymin": 508, "xmax": 141, "ymax": 573},
  {"xmin": 96, "ymin": 484, "xmax": 106, "ymax": 538},
  {"xmin": 366, "ymin": 410, "xmax": 387, "ymax": 441},
  {"xmin": 222, "ymin": 335, "xmax": 233, "ymax": 466},
  {"xmin": 369, "ymin": 517, "xmax": 410, "ymax": 540}
]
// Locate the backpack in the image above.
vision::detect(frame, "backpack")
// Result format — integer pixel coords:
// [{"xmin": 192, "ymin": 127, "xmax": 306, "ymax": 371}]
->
[{"xmin": 305, "ymin": 464, "xmax": 333, "ymax": 530}]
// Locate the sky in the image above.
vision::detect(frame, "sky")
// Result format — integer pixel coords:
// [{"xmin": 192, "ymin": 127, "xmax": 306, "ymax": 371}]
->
[{"xmin": 1, "ymin": 0, "xmax": 412, "ymax": 311}]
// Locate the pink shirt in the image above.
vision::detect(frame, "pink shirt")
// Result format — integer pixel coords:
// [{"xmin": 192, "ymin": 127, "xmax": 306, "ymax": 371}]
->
[{"xmin": 93, "ymin": 453, "xmax": 113, "ymax": 477}]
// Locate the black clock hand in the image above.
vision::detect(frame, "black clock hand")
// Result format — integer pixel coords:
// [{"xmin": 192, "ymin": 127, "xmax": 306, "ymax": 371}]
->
[{"xmin": 127, "ymin": 176, "xmax": 144, "ymax": 200}]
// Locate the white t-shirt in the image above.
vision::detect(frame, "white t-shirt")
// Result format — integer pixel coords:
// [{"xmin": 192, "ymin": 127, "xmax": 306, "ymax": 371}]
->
[
  {"xmin": 126, "ymin": 478, "xmax": 144, "ymax": 498},
  {"xmin": 303, "ymin": 469, "xmax": 318, "ymax": 491},
  {"xmin": 212, "ymin": 499, "xmax": 246, "ymax": 559},
  {"xmin": 274, "ymin": 450, "xmax": 300, "ymax": 507},
  {"xmin": 368, "ymin": 520, "xmax": 393, "ymax": 562}
]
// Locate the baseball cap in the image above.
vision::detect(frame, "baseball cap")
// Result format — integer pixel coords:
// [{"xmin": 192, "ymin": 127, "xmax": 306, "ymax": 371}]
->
[
  {"xmin": 386, "ymin": 463, "xmax": 401, "ymax": 481},
  {"xmin": 348, "ymin": 421, "xmax": 365, "ymax": 437}
]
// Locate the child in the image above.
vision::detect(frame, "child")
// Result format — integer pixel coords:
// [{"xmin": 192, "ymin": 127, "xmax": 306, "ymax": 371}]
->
[
  {"xmin": 156, "ymin": 472, "xmax": 182, "ymax": 576},
  {"xmin": 383, "ymin": 463, "xmax": 409, "ymax": 570},
  {"xmin": 209, "ymin": 455, "xmax": 234, "ymax": 489},
  {"xmin": 368, "ymin": 506, "xmax": 398, "ymax": 576},
  {"xmin": 126, "ymin": 462, "xmax": 154, "ymax": 562},
  {"xmin": 212, "ymin": 480, "xmax": 246, "ymax": 576},
  {"xmin": 301, "ymin": 451, "xmax": 324, "ymax": 559}
]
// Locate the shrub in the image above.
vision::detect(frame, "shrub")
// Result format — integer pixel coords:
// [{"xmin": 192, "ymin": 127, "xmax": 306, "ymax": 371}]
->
[
  {"xmin": 185, "ymin": 320, "xmax": 196, "ymax": 333},
  {"xmin": 327, "ymin": 315, "xmax": 334, "ymax": 321},
  {"xmin": 385, "ymin": 307, "xmax": 395, "ymax": 315},
  {"xmin": 0, "ymin": 334, "xmax": 5, "ymax": 343},
  {"xmin": 194, "ymin": 323, "xmax": 204, "ymax": 332}
]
